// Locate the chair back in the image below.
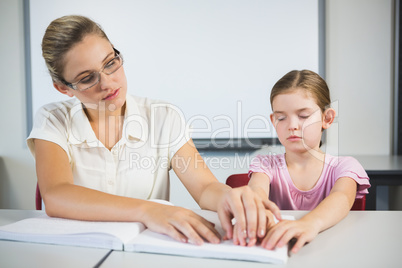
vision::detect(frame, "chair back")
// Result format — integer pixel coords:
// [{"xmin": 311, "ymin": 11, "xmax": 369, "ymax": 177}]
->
[
  {"xmin": 226, "ymin": 173, "xmax": 366, "ymax": 210},
  {"xmin": 35, "ymin": 184, "xmax": 42, "ymax": 210}
]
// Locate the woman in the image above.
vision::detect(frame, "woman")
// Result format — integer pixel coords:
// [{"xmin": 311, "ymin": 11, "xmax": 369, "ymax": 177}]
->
[{"xmin": 27, "ymin": 15, "xmax": 278, "ymax": 246}]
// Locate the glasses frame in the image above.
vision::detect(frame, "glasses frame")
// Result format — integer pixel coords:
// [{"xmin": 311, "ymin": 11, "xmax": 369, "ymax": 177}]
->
[{"xmin": 61, "ymin": 48, "xmax": 123, "ymax": 91}]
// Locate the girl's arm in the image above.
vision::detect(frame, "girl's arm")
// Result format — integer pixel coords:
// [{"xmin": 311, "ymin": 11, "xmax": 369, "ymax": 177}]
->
[
  {"xmin": 34, "ymin": 139, "xmax": 220, "ymax": 245},
  {"xmin": 261, "ymin": 177, "xmax": 357, "ymax": 253},
  {"xmin": 172, "ymin": 140, "xmax": 276, "ymax": 247}
]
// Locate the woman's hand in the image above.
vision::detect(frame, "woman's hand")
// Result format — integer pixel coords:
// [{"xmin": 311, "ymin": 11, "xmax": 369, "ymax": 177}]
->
[
  {"xmin": 217, "ymin": 186, "xmax": 281, "ymax": 247},
  {"xmin": 140, "ymin": 202, "xmax": 221, "ymax": 245},
  {"xmin": 232, "ymin": 207, "xmax": 278, "ymax": 247},
  {"xmin": 261, "ymin": 218, "xmax": 320, "ymax": 253}
]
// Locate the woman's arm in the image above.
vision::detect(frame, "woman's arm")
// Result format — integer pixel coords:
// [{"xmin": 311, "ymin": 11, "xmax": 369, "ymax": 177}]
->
[
  {"xmin": 228, "ymin": 172, "xmax": 280, "ymax": 246},
  {"xmin": 172, "ymin": 140, "xmax": 278, "ymax": 246},
  {"xmin": 34, "ymin": 139, "xmax": 220, "ymax": 245},
  {"xmin": 248, "ymin": 172, "xmax": 281, "ymax": 225},
  {"xmin": 248, "ymin": 172, "xmax": 270, "ymax": 200},
  {"xmin": 261, "ymin": 177, "xmax": 357, "ymax": 253}
]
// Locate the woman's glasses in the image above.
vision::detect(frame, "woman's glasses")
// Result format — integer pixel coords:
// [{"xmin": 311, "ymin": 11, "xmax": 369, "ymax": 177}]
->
[{"xmin": 62, "ymin": 48, "xmax": 123, "ymax": 91}]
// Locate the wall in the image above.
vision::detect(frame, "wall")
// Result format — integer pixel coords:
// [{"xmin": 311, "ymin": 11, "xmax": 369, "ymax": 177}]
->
[
  {"xmin": 325, "ymin": 0, "xmax": 393, "ymax": 156},
  {"xmin": 0, "ymin": 0, "xmax": 36, "ymax": 209},
  {"xmin": 28, "ymin": 0, "xmax": 320, "ymax": 141},
  {"xmin": 325, "ymin": 0, "xmax": 401, "ymax": 210},
  {"xmin": 0, "ymin": 0, "xmax": 399, "ymax": 209}
]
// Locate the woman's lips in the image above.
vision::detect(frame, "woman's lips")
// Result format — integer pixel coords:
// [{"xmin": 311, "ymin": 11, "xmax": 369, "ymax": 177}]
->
[{"xmin": 103, "ymin": 89, "xmax": 120, "ymax": 100}]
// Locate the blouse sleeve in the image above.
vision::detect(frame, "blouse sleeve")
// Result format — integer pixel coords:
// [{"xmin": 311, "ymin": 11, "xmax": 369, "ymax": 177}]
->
[
  {"xmin": 150, "ymin": 103, "xmax": 191, "ymax": 166},
  {"xmin": 167, "ymin": 104, "xmax": 191, "ymax": 161},
  {"xmin": 334, "ymin": 157, "xmax": 371, "ymax": 198},
  {"xmin": 26, "ymin": 103, "xmax": 70, "ymax": 161}
]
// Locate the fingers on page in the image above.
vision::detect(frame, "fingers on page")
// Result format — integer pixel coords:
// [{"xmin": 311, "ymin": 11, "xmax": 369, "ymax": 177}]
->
[
  {"xmin": 263, "ymin": 199, "xmax": 282, "ymax": 221},
  {"xmin": 227, "ymin": 191, "xmax": 247, "ymax": 246},
  {"xmin": 256, "ymin": 200, "xmax": 267, "ymax": 238},
  {"xmin": 217, "ymin": 208, "xmax": 234, "ymax": 240},
  {"xmin": 241, "ymin": 191, "xmax": 258, "ymax": 244},
  {"xmin": 262, "ymin": 223, "xmax": 285, "ymax": 250}
]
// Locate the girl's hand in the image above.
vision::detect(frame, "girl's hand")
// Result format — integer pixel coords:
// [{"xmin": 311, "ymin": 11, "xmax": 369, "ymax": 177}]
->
[
  {"xmin": 217, "ymin": 186, "xmax": 281, "ymax": 247},
  {"xmin": 261, "ymin": 218, "xmax": 320, "ymax": 253},
  {"xmin": 140, "ymin": 202, "xmax": 221, "ymax": 245}
]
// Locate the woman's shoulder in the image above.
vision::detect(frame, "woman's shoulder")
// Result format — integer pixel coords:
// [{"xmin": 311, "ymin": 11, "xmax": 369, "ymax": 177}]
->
[
  {"xmin": 128, "ymin": 95, "xmax": 172, "ymax": 108},
  {"xmin": 127, "ymin": 95, "xmax": 183, "ymax": 118},
  {"xmin": 34, "ymin": 98, "xmax": 79, "ymax": 120}
]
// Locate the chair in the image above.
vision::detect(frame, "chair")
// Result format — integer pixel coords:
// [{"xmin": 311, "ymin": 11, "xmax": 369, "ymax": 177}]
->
[
  {"xmin": 226, "ymin": 173, "xmax": 366, "ymax": 211},
  {"xmin": 35, "ymin": 183, "xmax": 42, "ymax": 210}
]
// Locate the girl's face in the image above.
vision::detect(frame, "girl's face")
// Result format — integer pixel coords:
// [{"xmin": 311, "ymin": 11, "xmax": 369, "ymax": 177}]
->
[
  {"xmin": 54, "ymin": 34, "xmax": 127, "ymax": 113},
  {"xmin": 270, "ymin": 89, "xmax": 333, "ymax": 154}
]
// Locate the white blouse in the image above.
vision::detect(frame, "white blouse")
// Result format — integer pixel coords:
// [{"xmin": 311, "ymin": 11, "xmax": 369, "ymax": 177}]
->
[{"xmin": 27, "ymin": 95, "xmax": 190, "ymax": 201}]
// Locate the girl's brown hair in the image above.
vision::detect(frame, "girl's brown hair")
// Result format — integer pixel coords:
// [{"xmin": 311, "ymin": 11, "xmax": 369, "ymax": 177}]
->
[
  {"xmin": 41, "ymin": 15, "xmax": 110, "ymax": 83},
  {"xmin": 270, "ymin": 70, "xmax": 331, "ymax": 112}
]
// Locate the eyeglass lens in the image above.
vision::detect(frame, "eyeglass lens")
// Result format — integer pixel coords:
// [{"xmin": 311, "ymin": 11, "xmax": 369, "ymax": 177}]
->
[{"xmin": 76, "ymin": 54, "xmax": 123, "ymax": 91}]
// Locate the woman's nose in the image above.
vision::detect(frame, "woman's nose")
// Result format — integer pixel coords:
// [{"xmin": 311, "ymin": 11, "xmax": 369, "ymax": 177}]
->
[{"xmin": 99, "ymin": 72, "xmax": 114, "ymax": 90}]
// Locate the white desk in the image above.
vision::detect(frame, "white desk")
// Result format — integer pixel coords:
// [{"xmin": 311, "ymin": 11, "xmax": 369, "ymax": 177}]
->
[
  {"xmin": 0, "ymin": 210, "xmax": 111, "ymax": 268},
  {"xmin": 102, "ymin": 210, "xmax": 402, "ymax": 268},
  {"xmin": 1, "ymin": 210, "xmax": 401, "ymax": 268}
]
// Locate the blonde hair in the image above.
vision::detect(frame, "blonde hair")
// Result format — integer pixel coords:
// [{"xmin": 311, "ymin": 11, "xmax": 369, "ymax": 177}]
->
[
  {"xmin": 41, "ymin": 15, "xmax": 110, "ymax": 83},
  {"xmin": 270, "ymin": 70, "xmax": 331, "ymax": 113}
]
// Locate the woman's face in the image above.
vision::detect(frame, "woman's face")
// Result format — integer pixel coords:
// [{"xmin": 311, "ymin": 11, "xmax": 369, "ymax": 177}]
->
[{"xmin": 58, "ymin": 34, "xmax": 127, "ymax": 113}]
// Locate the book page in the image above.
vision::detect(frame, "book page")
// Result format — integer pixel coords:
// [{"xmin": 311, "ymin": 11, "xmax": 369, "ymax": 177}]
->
[
  {"xmin": 0, "ymin": 214, "xmax": 146, "ymax": 250},
  {"xmin": 127, "ymin": 210, "xmax": 293, "ymax": 264}
]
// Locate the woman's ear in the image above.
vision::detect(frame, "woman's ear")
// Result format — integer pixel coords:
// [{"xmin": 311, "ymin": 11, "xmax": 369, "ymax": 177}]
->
[
  {"xmin": 53, "ymin": 82, "xmax": 74, "ymax": 97},
  {"xmin": 322, "ymin": 108, "xmax": 336, "ymax": 129}
]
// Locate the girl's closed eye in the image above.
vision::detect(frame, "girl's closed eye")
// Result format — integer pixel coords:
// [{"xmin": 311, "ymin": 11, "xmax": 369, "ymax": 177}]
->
[
  {"xmin": 277, "ymin": 116, "xmax": 286, "ymax": 121},
  {"xmin": 298, "ymin": 114, "xmax": 310, "ymax": 120}
]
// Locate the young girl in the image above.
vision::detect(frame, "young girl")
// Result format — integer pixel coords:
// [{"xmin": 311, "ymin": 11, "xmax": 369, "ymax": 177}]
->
[
  {"xmin": 27, "ymin": 15, "xmax": 269, "ymax": 247},
  {"xmin": 248, "ymin": 70, "xmax": 370, "ymax": 253}
]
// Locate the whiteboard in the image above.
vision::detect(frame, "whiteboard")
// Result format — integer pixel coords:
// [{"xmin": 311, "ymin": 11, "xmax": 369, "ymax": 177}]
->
[{"xmin": 28, "ymin": 0, "xmax": 320, "ymax": 140}]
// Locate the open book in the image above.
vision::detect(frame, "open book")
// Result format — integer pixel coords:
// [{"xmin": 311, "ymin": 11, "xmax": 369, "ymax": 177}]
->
[{"xmin": 0, "ymin": 206, "xmax": 292, "ymax": 264}]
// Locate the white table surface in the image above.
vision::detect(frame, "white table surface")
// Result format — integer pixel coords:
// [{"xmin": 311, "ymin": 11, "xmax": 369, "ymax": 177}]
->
[
  {"xmin": 1, "ymin": 210, "xmax": 401, "ymax": 268},
  {"xmin": 102, "ymin": 210, "xmax": 402, "ymax": 268},
  {"xmin": 0, "ymin": 210, "xmax": 110, "ymax": 268}
]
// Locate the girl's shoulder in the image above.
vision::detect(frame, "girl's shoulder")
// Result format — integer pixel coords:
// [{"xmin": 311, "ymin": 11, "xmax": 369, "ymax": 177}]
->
[
  {"xmin": 324, "ymin": 154, "xmax": 366, "ymax": 174},
  {"xmin": 251, "ymin": 153, "xmax": 286, "ymax": 170},
  {"xmin": 325, "ymin": 154, "xmax": 362, "ymax": 167}
]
